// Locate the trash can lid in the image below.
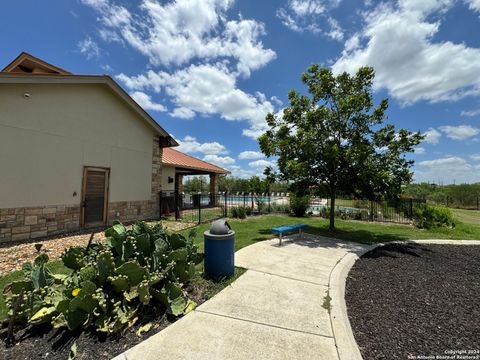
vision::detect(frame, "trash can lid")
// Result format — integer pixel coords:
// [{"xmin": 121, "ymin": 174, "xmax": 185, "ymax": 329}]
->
[{"xmin": 209, "ymin": 219, "xmax": 232, "ymax": 235}]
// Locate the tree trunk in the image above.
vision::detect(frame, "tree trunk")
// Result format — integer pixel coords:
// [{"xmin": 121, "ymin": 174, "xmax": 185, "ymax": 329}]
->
[{"xmin": 329, "ymin": 195, "xmax": 335, "ymax": 232}]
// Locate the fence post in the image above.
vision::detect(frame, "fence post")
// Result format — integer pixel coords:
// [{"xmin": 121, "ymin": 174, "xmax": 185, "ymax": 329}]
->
[
  {"xmin": 198, "ymin": 192, "xmax": 202, "ymax": 224},
  {"xmin": 409, "ymin": 198, "xmax": 413, "ymax": 220},
  {"xmin": 268, "ymin": 193, "xmax": 271, "ymax": 213},
  {"xmin": 243, "ymin": 192, "xmax": 246, "ymax": 208},
  {"xmin": 174, "ymin": 190, "xmax": 179, "ymax": 221},
  {"xmin": 369, "ymin": 200, "xmax": 374, "ymax": 222},
  {"xmin": 224, "ymin": 191, "xmax": 228, "ymax": 218}
]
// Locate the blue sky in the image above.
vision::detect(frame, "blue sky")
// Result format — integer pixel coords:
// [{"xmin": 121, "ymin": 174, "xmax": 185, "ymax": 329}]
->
[{"xmin": 2, "ymin": 0, "xmax": 480, "ymax": 183}]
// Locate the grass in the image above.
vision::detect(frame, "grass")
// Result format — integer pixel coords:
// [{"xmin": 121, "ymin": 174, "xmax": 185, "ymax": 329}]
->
[
  {"xmin": 451, "ymin": 208, "xmax": 480, "ymax": 225},
  {"xmin": 182, "ymin": 214, "xmax": 480, "ymax": 249},
  {"xmin": 190, "ymin": 267, "xmax": 246, "ymax": 300},
  {"xmin": 322, "ymin": 291, "xmax": 332, "ymax": 313},
  {"xmin": 2, "ymin": 213, "xmax": 479, "ymax": 321}
]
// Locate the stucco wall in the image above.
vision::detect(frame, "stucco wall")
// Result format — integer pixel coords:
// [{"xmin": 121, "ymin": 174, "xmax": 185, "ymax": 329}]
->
[
  {"xmin": 0, "ymin": 83, "xmax": 157, "ymax": 208},
  {"xmin": 161, "ymin": 165, "xmax": 176, "ymax": 192}
]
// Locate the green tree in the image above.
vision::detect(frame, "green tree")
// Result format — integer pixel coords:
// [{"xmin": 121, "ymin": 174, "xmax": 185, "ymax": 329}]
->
[
  {"xmin": 248, "ymin": 176, "xmax": 270, "ymax": 194},
  {"xmin": 259, "ymin": 65, "xmax": 423, "ymax": 231},
  {"xmin": 183, "ymin": 176, "xmax": 209, "ymax": 193}
]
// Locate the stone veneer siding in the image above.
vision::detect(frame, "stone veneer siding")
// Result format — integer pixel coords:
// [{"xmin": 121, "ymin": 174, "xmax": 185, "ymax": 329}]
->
[{"xmin": 0, "ymin": 137, "xmax": 163, "ymax": 243}]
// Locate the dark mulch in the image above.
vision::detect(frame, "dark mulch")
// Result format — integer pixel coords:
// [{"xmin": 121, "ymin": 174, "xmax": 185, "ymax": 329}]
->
[
  {"xmin": 0, "ymin": 282, "xmax": 209, "ymax": 360},
  {"xmin": 346, "ymin": 243, "xmax": 480, "ymax": 360}
]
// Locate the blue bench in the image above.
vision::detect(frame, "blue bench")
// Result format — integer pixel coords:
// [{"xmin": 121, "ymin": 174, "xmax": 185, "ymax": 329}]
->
[{"xmin": 272, "ymin": 224, "xmax": 307, "ymax": 246}]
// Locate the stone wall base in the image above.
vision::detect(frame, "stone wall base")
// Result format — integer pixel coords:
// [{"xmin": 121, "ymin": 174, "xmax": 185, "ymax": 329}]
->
[{"xmin": 0, "ymin": 199, "xmax": 159, "ymax": 243}]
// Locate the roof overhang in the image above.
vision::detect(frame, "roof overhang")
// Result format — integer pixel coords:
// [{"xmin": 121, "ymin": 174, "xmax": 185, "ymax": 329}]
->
[
  {"xmin": 0, "ymin": 73, "xmax": 177, "ymax": 147},
  {"xmin": 2, "ymin": 52, "xmax": 72, "ymax": 74}
]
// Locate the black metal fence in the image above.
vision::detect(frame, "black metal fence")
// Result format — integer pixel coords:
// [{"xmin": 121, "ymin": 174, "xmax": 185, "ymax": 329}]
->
[{"xmin": 159, "ymin": 191, "xmax": 426, "ymax": 225}]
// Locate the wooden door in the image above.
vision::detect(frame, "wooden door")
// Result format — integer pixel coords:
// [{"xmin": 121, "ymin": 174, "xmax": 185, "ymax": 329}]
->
[{"xmin": 81, "ymin": 167, "xmax": 109, "ymax": 226}]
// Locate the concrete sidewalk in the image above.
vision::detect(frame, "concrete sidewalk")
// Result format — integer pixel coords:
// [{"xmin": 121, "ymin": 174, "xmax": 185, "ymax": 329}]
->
[{"xmin": 114, "ymin": 234, "xmax": 370, "ymax": 360}]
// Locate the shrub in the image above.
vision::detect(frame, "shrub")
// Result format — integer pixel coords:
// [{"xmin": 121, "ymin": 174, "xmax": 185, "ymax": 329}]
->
[
  {"xmin": 289, "ymin": 194, "xmax": 311, "ymax": 217},
  {"xmin": 414, "ymin": 205, "xmax": 455, "ymax": 229},
  {"xmin": 4, "ymin": 221, "xmax": 203, "ymax": 334},
  {"xmin": 230, "ymin": 206, "xmax": 247, "ymax": 219},
  {"xmin": 270, "ymin": 203, "xmax": 290, "ymax": 213}
]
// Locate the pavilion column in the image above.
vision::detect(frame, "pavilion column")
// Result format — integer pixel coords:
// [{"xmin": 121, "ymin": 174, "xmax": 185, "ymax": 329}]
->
[
  {"xmin": 209, "ymin": 173, "xmax": 219, "ymax": 194},
  {"xmin": 209, "ymin": 173, "xmax": 219, "ymax": 207},
  {"xmin": 175, "ymin": 173, "xmax": 184, "ymax": 193}
]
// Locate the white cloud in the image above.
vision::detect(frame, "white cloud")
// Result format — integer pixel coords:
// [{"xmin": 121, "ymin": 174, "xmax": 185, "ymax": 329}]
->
[
  {"xmin": 84, "ymin": 0, "xmax": 278, "ymax": 138},
  {"xmin": 77, "ymin": 36, "xmax": 100, "ymax": 59},
  {"xmin": 461, "ymin": 108, "xmax": 480, "ymax": 117},
  {"xmin": 277, "ymin": 0, "xmax": 343, "ymax": 40},
  {"xmin": 130, "ymin": 91, "xmax": 166, "ymax": 112},
  {"xmin": 466, "ymin": 0, "xmax": 480, "ymax": 12},
  {"xmin": 227, "ymin": 166, "xmax": 257, "ymax": 178},
  {"xmin": 81, "ymin": 0, "xmax": 275, "ymax": 77},
  {"xmin": 423, "ymin": 128, "xmax": 441, "ymax": 144},
  {"xmin": 326, "ymin": 17, "xmax": 344, "ymax": 41},
  {"xmin": 470, "ymin": 154, "xmax": 480, "ymax": 161},
  {"xmin": 203, "ymin": 154, "xmax": 235, "ymax": 166},
  {"xmin": 438, "ymin": 125, "xmax": 480, "ymax": 140},
  {"xmin": 248, "ymin": 159, "xmax": 275, "ymax": 169},
  {"xmin": 238, "ymin": 151, "xmax": 264, "ymax": 160},
  {"xmin": 332, "ymin": 1, "xmax": 480, "ymax": 104},
  {"xmin": 176, "ymin": 135, "xmax": 228, "ymax": 155},
  {"xmin": 415, "ymin": 156, "xmax": 478, "ymax": 183},
  {"xmin": 170, "ymin": 107, "xmax": 195, "ymax": 119},
  {"xmin": 118, "ymin": 63, "xmax": 274, "ymax": 139},
  {"xmin": 414, "ymin": 147, "xmax": 426, "ymax": 154}
]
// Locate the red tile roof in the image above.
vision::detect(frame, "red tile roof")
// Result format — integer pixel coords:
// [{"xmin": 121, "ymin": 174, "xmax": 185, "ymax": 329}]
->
[{"xmin": 162, "ymin": 148, "xmax": 230, "ymax": 174}]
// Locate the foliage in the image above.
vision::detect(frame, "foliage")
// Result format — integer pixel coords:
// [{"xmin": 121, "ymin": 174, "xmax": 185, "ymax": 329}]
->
[
  {"xmin": 289, "ymin": 194, "xmax": 310, "ymax": 217},
  {"xmin": 3, "ymin": 221, "xmax": 203, "ymax": 334},
  {"xmin": 230, "ymin": 206, "xmax": 247, "ymax": 219},
  {"xmin": 259, "ymin": 65, "xmax": 423, "ymax": 230},
  {"xmin": 182, "ymin": 176, "xmax": 210, "ymax": 193},
  {"xmin": 269, "ymin": 203, "xmax": 291, "ymax": 213},
  {"xmin": 414, "ymin": 206, "xmax": 456, "ymax": 229},
  {"xmin": 403, "ymin": 182, "xmax": 480, "ymax": 210},
  {"xmin": 218, "ymin": 176, "xmax": 289, "ymax": 194}
]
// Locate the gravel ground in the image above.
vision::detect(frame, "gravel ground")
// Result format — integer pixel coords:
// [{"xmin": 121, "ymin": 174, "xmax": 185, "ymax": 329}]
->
[
  {"xmin": 346, "ymin": 243, "xmax": 480, "ymax": 360},
  {"xmin": 0, "ymin": 221, "xmax": 190, "ymax": 275},
  {"xmin": 0, "ymin": 230, "xmax": 106, "ymax": 275}
]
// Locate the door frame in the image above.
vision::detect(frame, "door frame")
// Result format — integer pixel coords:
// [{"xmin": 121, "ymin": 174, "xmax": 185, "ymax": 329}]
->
[{"xmin": 80, "ymin": 166, "xmax": 110, "ymax": 227}]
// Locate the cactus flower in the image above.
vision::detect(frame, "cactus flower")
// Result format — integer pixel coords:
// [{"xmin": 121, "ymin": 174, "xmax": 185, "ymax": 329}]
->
[{"xmin": 72, "ymin": 288, "xmax": 81, "ymax": 297}]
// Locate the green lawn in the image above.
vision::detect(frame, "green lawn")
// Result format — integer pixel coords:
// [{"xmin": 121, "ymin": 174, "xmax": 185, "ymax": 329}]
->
[
  {"xmin": 451, "ymin": 208, "xmax": 480, "ymax": 225},
  {"xmin": 2, "ymin": 213, "xmax": 479, "ymax": 321},
  {"xmin": 182, "ymin": 214, "xmax": 480, "ymax": 249}
]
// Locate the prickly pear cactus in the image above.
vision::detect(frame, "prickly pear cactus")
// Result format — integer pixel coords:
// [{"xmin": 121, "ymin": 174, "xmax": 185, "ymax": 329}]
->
[
  {"xmin": 4, "ymin": 220, "xmax": 204, "ymax": 335},
  {"xmin": 61, "ymin": 247, "xmax": 85, "ymax": 270}
]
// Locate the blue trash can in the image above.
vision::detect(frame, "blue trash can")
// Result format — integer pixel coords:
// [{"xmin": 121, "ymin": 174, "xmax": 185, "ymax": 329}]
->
[{"xmin": 204, "ymin": 219, "xmax": 235, "ymax": 279}]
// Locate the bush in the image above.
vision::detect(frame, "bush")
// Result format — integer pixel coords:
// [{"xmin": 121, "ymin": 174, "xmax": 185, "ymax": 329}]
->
[
  {"xmin": 231, "ymin": 206, "xmax": 247, "ymax": 219},
  {"xmin": 269, "ymin": 203, "xmax": 290, "ymax": 213},
  {"xmin": 3, "ymin": 221, "xmax": 203, "ymax": 334},
  {"xmin": 414, "ymin": 205, "xmax": 455, "ymax": 229},
  {"xmin": 289, "ymin": 194, "xmax": 311, "ymax": 217}
]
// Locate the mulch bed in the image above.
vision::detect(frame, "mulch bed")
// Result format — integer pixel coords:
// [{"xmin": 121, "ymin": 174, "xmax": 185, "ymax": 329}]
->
[
  {"xmin": 346, "ymin": 243, "xmax": 480, "ymax": 360},
  {"xmin": 0, "ymin": 282, "xmax": 210, "ymax": 360}
]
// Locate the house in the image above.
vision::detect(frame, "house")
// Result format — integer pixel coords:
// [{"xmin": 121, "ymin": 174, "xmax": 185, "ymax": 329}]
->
[{"xmin": 0, "ymin": 52, "xmax": 229, "ymax": 242}]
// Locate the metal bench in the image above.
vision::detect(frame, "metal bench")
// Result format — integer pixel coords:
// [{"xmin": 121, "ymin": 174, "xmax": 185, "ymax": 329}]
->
[{"xmin": 272, "ymin": 224, "xmax": 307, "ymax": 246}]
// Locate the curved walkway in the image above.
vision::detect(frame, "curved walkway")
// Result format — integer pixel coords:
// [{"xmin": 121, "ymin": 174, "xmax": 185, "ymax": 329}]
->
[{"xmin": 114, "ymin": 236, "xmax": 480, "ymax": 360}]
